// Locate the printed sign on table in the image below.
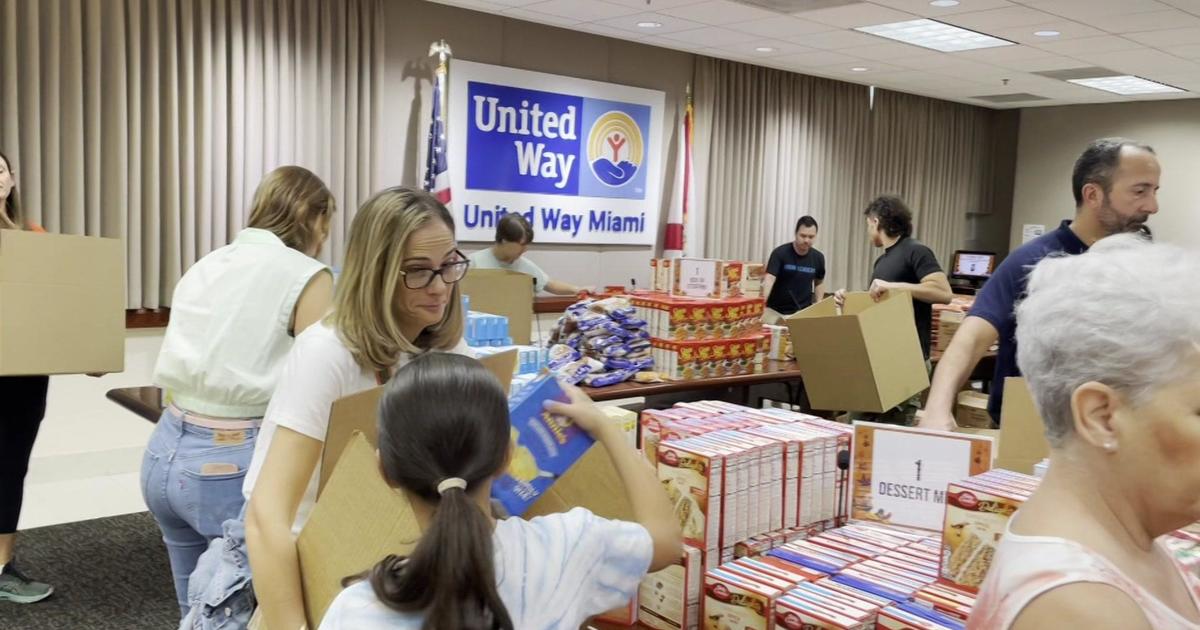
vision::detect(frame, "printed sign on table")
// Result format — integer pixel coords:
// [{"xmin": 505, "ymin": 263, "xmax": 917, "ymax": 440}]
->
[
  {"xmin": 447, "ymin": 60, "xmax": 665, "ymax": 245},
  {"xmin": 851, "ymin": 422, "xmax": 993, "ymax": 531}
]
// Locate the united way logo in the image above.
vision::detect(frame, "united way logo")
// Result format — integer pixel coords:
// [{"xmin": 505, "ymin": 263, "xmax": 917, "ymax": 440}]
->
[{"xmin": 587, "ymin": 111, "xmax": 643, "ymax": 188}]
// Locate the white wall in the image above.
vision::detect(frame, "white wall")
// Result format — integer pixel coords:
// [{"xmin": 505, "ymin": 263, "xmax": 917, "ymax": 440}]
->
[{"xmin": 1012, "ymin": 99, "xmax": 1200, "ymax": 251}]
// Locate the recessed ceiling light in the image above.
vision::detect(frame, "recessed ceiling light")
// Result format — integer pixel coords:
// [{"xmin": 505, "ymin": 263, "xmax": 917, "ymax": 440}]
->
[
  {"xmin": 636, "ymin": 21, "xmax": 662, "ymax": 29},
  {"xmin": 1068, "ymin": 75, "xmax": 1185, "ymax": 95},
  {"xmin": 856, "ymin": 19, "xmax": 1016, "ymax": 52},
  {"xmin": 755, "ymin": 46, "xmax": 776, "ymax": 52},
  {"xmin": 930, "ymin": 0, "xmax": 960, "ymax": 7},
  {"xmin": 1034, "ymin": 30, "xmax": 1061, "ymax": 37},
  {"xmin": 851, "ymin": 66, "xmax": 870, "ymax": 72}
]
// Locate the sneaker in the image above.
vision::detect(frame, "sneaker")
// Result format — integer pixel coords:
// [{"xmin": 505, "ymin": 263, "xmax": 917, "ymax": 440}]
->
[{"xmin": 0, "ymin": 560, "xmax": 54, "ymax": 604}]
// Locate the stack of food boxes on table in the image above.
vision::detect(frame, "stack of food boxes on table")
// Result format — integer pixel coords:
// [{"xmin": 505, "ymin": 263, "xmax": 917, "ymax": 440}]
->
[
  {"xmin": 650, "ymin": 257, "xmax": 766, "ymax": 299},
  {"xmin": 940, "ymin": 469, "xmax": 1040, "ymax": 594},
  {"xmin": 464, "ymin": 310, "xmax": 512, "ymax": 347},
  {"xmin": 932, "ymin": 297, "xmax": 974, "ymax": 353},
  {"xmin": 545, "ymin": 296, "xmax": 657, "ymax": 388}
]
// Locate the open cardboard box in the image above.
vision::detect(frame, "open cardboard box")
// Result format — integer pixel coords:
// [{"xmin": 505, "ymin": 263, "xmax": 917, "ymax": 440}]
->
[
  {"xmin": 0, "ymin": 229, "xmax": 125, "ymax": 375},
  {"xmin": 298, "ymin": 349, "xmax": 634, "ymax": 626},
  {"xmin": 459, "ymin": 268, "xmax": 536, "ymax": 345},
  {"xmin": 953, "ymin": 378, "xmax": 1049, "ymax": 475},
  {"xmin": 784, "ymin": 291, "xmax": 929, "ymax": 413}
]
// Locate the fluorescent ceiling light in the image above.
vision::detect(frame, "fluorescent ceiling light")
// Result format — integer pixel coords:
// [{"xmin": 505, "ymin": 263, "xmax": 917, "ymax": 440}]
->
[
  {"xmin": 930, "ymin": 0, "xmax": 960, "ymax": 7},
  {"xmin": 755, "ymin": 46, "xmax": 776, "ymax": 52},
  {"xmin": 1034, "ymin": 30, "xmax": 1060, "ymax": 37},
  {"xmin": 636, "ymin": 21, "xmax": 662, "ymax": 28},
  {"xmin": 851, "ymin": 66, "xmax": 869, "ymax": 72},
  {"xmin": 1068, "ymin": 75, "xmax": 1185, "ymax": 95},
  {"xmin": 856, "ymin": 19, "xmax": 1015, "ymax": 52}
]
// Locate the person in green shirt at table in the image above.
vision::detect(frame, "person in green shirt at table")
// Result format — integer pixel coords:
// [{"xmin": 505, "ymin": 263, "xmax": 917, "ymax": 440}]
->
[{"xmin": 469, "ymin": 214, "xmax": 593, "ymax": 296}]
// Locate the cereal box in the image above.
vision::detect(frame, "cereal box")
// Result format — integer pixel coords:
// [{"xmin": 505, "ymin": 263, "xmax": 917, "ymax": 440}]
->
[
  {"xmin": 743, "ymin": 264, "xmax": 766, "ymax": 298},
  {"xmin": 491, "ymin": 374, "xmax": 592, "ymax": 517},
  {"xmin": 774, "ymin": 595, "xmax": 871, "ymax": 630},
  {"xmin": 704, "ymin": 568, "xmax": 784, "ymax": 630},
  {"xmin": 720, "ymin": 262, "xmax": 745, "ymax": 298},
  {"xmin": 639, "ymin": 545, "xmax": 704, "ymax": 630},
  {"xmin": 672, "ymin": 258, "xmax": 722, "ymax": 298}
]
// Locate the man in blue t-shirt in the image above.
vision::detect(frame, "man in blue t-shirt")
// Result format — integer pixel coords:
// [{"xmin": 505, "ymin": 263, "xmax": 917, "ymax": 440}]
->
[
  {"xmin": 763, "ymin": 216, "xmax": 826, "ymax": 323},
  {"xmin": 919, "ymin": 138, "xmax": 1161, "ymax": 431}
]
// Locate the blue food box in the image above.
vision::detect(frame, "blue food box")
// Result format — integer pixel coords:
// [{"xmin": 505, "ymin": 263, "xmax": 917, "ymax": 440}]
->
[{"xmin": 492, "ymin": 373, "xmax": 595, "ymax": 517}]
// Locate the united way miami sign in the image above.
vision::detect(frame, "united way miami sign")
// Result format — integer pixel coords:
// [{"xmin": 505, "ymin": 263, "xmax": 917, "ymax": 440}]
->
[{"xmin": 448, "ymin": 60, "xmax": 665, "ymax": 245}]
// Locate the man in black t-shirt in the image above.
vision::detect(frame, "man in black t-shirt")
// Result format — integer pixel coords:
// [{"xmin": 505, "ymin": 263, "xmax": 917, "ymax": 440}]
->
[
  {"xmin": 763, "ymin": 216, "xmax": 826, "ymax": 324},
  {"xmin": 835, "ymin": 195, "xmax": 952, "ymax": 423}
]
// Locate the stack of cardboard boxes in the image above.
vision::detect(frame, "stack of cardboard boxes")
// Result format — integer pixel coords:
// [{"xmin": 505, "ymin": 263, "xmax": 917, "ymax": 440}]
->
[{"xmin": 650, "ymin": 257, "xmax": 766, "ymax": 299}]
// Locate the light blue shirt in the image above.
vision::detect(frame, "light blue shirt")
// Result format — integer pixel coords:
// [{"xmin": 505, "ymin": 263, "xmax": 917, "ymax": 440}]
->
[
  {"xmin": 319, "ymin": 508, "xmax": 653, "ymax": 630},
  {"xmin": 469, "ymin": 247, "xmax": 550, "ymax": 293}
]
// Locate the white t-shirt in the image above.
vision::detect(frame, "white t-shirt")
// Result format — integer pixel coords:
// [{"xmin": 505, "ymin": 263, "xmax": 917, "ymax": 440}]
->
[
  {"xmin": 319, "ymin": 508, "xmax": 654, "ymax": 630},
  {"xmin": 242, "ymin": 321, "xmax": 472, "ymax": 535},
  {"xmin": 469, "ymin": 247, "xmax": 550, "ymax": 293}
]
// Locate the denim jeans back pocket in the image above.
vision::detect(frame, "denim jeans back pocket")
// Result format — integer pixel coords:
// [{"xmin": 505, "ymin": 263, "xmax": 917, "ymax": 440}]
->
[{"xmin": 179, "ymin": 443, "xmax": 255, "ymax": 538}]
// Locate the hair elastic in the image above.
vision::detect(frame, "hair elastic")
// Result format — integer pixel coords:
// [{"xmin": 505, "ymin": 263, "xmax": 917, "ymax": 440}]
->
[{"xmin": 437, "ymin": 477, "xmax": 468, "ymax": 495}]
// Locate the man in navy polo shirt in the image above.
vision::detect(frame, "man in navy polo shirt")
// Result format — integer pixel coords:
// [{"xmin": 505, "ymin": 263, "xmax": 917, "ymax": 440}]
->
[
  {"xmin": 763, "ymin": 216, "xmax": 826, "ymax": 323},
  {"xmin": 920, "ymin": 138, "xmax": 1161, "ymax": 431}
]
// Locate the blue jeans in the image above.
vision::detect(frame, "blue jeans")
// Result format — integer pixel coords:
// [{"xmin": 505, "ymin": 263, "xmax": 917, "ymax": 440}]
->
[{"xmin": 140, "ymin": 408, "xmax": 258, "ymax": 616}]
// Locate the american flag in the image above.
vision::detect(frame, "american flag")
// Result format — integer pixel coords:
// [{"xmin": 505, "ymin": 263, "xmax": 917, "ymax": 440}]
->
[
  {"xmin": 664, "ymin": 88, "xmax": 694, "ymax": 258},
  {"xmin": 424, "ymin": 60, "xmax": 451, "ymax": 203}
]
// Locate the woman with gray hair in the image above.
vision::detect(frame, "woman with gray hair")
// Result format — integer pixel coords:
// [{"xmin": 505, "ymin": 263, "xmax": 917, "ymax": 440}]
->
[{"xmin": 969, "ymin": 233, "xmax": 1200, "ymax": 629}]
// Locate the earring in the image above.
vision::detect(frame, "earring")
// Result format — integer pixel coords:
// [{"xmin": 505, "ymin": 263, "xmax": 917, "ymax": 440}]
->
[{"xmin": 1103, "ymin": 441, "xmax": 1117, "ymax": 453}]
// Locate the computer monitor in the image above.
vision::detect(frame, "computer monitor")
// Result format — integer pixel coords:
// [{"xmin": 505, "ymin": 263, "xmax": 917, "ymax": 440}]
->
[{"xmin": 951, "ymin": 250, "xmax": 996, "ymax": 282}]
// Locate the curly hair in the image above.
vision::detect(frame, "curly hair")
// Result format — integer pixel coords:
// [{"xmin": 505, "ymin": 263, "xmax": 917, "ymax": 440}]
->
[{"xmin": 864, "ymin": 195, "xmax": 913, "ymax": 239}]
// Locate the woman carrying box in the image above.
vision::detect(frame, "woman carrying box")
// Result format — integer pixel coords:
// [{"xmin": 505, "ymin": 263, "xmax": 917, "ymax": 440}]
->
[
  {"xmin": 0, "ymin": 150, "xmax": 54, "ymax": 604},
  {"xmin": 969, "ymin": 234, "xmax": 1200, "ymax": 629},
  {"xmin": 144, "ymin": 165, "xmax": 336, "ymax": 617},
  {"xmin": 182, "ymin": 187, "xmax": 475, "ymax": 630}
]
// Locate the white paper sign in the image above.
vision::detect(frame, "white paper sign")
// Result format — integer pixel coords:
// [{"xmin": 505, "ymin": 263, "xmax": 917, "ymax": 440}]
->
[
  {"xmin": 1022, "ymin": 224, "xmax": 1045, "ymax": 244},
  {"xmin": 851, "ymin": 422, "xmax": 993, "ymax": 531}
]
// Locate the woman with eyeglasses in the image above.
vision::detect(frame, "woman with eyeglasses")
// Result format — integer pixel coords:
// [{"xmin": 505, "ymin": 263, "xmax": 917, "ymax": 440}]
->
[{"xmin": 181, "ymin": 187, "xmax": 472, "ymax": 630}]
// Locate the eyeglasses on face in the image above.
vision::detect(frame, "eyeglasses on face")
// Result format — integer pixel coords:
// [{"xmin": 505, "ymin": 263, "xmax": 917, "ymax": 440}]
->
[{"xmin": 399, "ymin": 250, "xmax": 470, "ymax": 289}]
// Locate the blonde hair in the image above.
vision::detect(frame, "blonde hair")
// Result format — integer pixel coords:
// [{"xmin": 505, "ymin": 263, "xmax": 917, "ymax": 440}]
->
[
  {"xmin": 330, "ymin": 187, "xmax": 464, "ymax": 372},
  {"xmin": 246, "ymin": 166, "xmax": 335, "ymax": 253}
]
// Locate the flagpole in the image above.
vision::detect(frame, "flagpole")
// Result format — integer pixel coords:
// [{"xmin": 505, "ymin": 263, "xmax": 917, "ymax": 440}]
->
[{"xmin": 424, "ymin": 40, "xmax": 454, "ymax": 203}]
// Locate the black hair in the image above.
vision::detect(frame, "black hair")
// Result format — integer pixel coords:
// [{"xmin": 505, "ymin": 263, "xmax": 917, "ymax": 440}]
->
[
  {"xmin": 1071, "ymin": 138, "xmax": 1155, "ymax": 207},
  {"xmin": 795, "ymin": 216, "xmax": 818, "ymax": 233},
  {"xmin": 0, "ymin": 150, "xmax": 21, "ymax": 228},
  {"xmin": 495, "ymin": 213, "xmax": 532, "ymax": 245},
  {"xmin": 351, "ymin": 353, "xmax": 514, "ymax": 630},
  {"xmin": 863, "ymin": 195, "xmax": 913, "ymax": 239}
]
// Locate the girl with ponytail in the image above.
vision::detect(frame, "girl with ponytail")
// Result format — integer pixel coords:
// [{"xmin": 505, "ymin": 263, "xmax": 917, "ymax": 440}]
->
[{"xmin": 320, "ymin": 352, "xmax": 682, "ymax": 630}]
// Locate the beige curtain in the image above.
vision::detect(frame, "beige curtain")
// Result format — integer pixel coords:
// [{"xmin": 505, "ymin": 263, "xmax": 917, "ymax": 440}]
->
[
  {"xmin": 694, "ymin": 57, "xmax": 1015, "ymax": 291},
  {"xmin": 0, "ymin": 0, "xmax": 383, "ymax": 309}
]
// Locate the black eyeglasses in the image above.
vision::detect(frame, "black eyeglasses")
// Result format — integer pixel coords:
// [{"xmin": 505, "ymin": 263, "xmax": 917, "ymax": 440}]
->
[{"xmin": 399, "ymin": 250, "xmax": 470, "ymax": 289}]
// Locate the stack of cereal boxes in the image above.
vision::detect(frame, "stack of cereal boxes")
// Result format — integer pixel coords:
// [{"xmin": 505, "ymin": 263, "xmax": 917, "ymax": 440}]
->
[
  {"xmin": 940, "ymin": 469, "xmax": 1039, "ymax": 592},
  {"xmin": 651, "ymin": 257, "xmax": 767, "ymax": 299}
]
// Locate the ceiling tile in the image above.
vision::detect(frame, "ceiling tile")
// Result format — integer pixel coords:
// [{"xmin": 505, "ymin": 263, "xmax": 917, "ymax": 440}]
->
[
  {"xmin": 519, "ymin": 0, "xmax": 641, "ymax": 21},
  {"xmin": 730, "ymin": 16, "xmax": 835, "ymax": 39},
  {"xmin": 1157, "ymin": 0, "xmax": 1200, "ymax": 15},
  {"xmin": 791, "ymin": 3, "xmax": 918, "ymax": 28},
  {"xmin": 602, "ymin": 0, "xmax": 704, "ymax": 8},
  {"xmin": 658, "ymin": 0, "xmax": 781, "ymax": 25},
  {"xmin": 502, "ymin": 7, "xmax": 583, "ymax": 26},
  {"xmin": 426, "ymin": 0, "xmax": 512, "ymax": 10},
  {"xmin": 1152, "ymin": 72, "xmax": 1200, "ymax": 89},
  {"xmin": 1032, "ymin": 35, "xmax": 1144, "ymax": 54},
  {"xmin": 769, "ymin": 50, "xmax": 867, "ymax": 67},
  {"xmin": 791, "ymin": 29, "xmax": 884, "ymax": 49},
  {"xmin": 1074, "ymin": 47, "xmax": 1200, "ymax": 75},
  {"xmin": 957, "ymin": 43, "xmax": 1059, "ymax": 63},
  {"xmin": 593, "ymin": 11, "xmax": 711, "ymax": 34},
  {"xmin": 661, "ymin": 26, "xmax": 762, "ymax": 46},
  {"xmin": 810, "ymin": 60, "xmax": 908, "ymax": 76},
  {"xmin": 889, "ymin": 53, "xmax": 969, "ymax": 69},
  {"xmin": 714, "ymin": 39, "xmax": 817, "ymax": 57},
  {"xmin": 1163, "ymin": 43, "xmax": 1200, "ymax": 58},
  {"xmin": 867, "ymin": 0, "xmax": 1017, "ymax": 17},
  {"xmin": 942, "ymin": 6, "xmax": 1065, "ymax": 31},
  {"xmin": 1080, "ymin": 9, "xmax": 1200, "ymax": 33},
  {"xmin": 983, "ymin": 54, "xmax": 1091, "ymax": 71},
  {"xmin": 1124, "ymin": 26, "xmax": 1200, "ymax": 46},
  {"xmin": 989, "ymin": 20, "xmax": 1104, "ymax": 45},
  {"xmin": 837, "ymin": 41, "xmax": 940, "ymax": 61},
  {"xmin": 1021, "ymin": 0, "xmax": 1174, "ymax": 21},
  {"xmin": 929, "ymin": 59, "xmax": 1019, "ymax": 80},
  {"xmin": 575, "ymin": 23, "xmax": 651, "ymax": 39}
]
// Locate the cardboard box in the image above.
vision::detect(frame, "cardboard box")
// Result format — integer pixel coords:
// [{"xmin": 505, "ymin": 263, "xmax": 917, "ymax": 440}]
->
[
  {"xmin": 0, "ymin": 229, "xmax": 124, "ymax": 375},
  {"xmin": 638, "ymin": 545, "xmax": 703, "ymax": 630},
  {"xmin": 671, "ymin": 258, "xmax": 722, "ymax": 298},
  {"xmin": 743, "ymin": 263, "xmax": 766, "ymax": 299},
  {"xmin": 720, "ymin": 262, "xmax": 744, "ymax": 298},
  {"xmin": 996, "ymin": 378, "xmax": 1049, "ymax": 474},
  {"xmin": 935, "ymin": 310, "xmax": 965, "ymax": 353},
  {"xmin": 658, "ymin": 441, "xmax": 725, "ymax": 561},
  {"xmin": 704, "ymin": 568, "xmax": 784, "ymax": 630},
  {"xmin": 940, "ymin": 478, "xmax": 1027, "ymax": 592},
  {"xmin": 459, "ymin": 268, "xmax": 534, "ymax": 345},
  {"xmin": 784, "ymin": 292, "xmax": 929, "ymax": 413},
  {"xmin": 955, "ymin": 391, "xmax": 992, "ymax": 429}
]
